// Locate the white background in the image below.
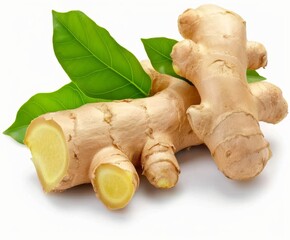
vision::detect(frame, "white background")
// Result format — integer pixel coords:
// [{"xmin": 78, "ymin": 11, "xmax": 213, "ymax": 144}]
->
[{"xmin": 0, "ymin": 0, "xmax": 289, "ymax": 239}]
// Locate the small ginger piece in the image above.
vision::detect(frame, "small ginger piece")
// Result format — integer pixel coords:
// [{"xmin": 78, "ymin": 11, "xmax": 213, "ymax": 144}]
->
[{"xmin": 171, "ymin": 4, "xmax": 288, "ymax": 180}]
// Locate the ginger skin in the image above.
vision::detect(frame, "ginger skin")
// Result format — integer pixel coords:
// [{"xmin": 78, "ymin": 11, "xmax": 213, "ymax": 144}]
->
[
  {"xmin": 24, "ymin": 61, "xmax": 287, "ymax": 209},
  {"xmin": 171, "ymin": 4, "xmax": 288, "ymax": 180},
  {"xmin": 24, "ymin": 66, "xmax": 201, "ymax": 210},
  {"xmin": 23, "ymin": 5, "xmax": 288, "ymax": 209}
]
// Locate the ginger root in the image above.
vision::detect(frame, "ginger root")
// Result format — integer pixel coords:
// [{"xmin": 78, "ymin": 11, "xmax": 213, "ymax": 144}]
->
[
  {"xmin": 24, "ymin": 67, "xmax": 201, "ymax": 210},
  {"xmin": 171, "ymin": 4, "xmax": 288, "ymax": 180},
  {"xmin": 25, "ymin": 62, "xmax": 287, "ymax": 209}
]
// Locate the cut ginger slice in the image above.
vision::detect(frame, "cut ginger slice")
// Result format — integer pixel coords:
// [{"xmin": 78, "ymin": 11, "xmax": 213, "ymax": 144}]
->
[
  {"xmin": 25, "ymin": 120, "xmax": 68, "ymax": 192},
  {"xmin": 94, "ymin": 164, "xmax": 135, "ymax": 210}
]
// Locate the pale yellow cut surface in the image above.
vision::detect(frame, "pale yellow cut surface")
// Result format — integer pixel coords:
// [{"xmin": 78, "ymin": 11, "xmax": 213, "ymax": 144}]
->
[
  {"xmin": 95, "ymin": 164, "xmax": 135, "ymax": 210},
  {"xmin": 25, "ymin": 121, "xmax": 68, "ymax": 192},
  {"xmin": 157, "ymin": 178, "xmax": 171, "ymax": 188}
]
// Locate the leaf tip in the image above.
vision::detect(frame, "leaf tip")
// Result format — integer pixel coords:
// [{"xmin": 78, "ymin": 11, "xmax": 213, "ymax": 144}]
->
[
  {"xmin": 2, "ymin": 128, "xmax": 24, "ymax": 144},
  {"xmin": 52, "ymin": 10, "xmax": 59, "ymax": 17},
  {"xmin": 2, "ymin": 125, "xmax": 13, "ymax": 136},
  {"xmin": 3, "ymin": 128, "xmax": 8, "ymax": 136},
  {"xmin": 52, "ymin": 10, "xmax": 60, "ymax": 27}
]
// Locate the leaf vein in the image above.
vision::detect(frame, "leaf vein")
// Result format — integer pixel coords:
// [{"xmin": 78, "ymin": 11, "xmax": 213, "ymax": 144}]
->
[
  {"xmin": 144, "ymin": 43, "xmax": 172, "ymax": 61},
  {"xmin": 84, "ymin": 82, "xmax": 131, "ymax": 96},
  {"xmin": 72, "ymin": 67, "xmax": 109, "ymax": 79},
  {"xmin": 58, "ymin": 55, "xmax": 93, "ymax": 61},
  {"xmin": 54, "ymin": 13, "xmax": 147, "ymax": 96}
]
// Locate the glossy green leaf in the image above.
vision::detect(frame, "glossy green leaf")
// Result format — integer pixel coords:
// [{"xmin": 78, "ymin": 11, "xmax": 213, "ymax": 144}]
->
[
  {"xmin": 142, "ymin": 37, "xmax": 179, "ymax": 78},
  {"xmin": 53, "ymin": 10, "xmax": 151, "ymax": 99},
  {"xmin": 246, "ymin": 69, "xmax": 266, "ymax": 83},
  {"xmin": 142, "ymin": 37, "xmax": 266, "ymax": 83},
  {"xmin": 4, "ymin": 83, "xmax": 107, "ymax": 144}
]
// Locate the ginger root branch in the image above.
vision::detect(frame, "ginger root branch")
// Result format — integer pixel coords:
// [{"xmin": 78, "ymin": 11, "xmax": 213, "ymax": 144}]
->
[{"xmin": 171, "ymin": 4, "xmax": 287, "ymax": 180}]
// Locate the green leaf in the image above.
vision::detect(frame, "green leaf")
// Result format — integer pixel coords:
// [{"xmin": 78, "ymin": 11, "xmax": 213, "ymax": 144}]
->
[
  {"xmin": 142, "ymin": 37, "xmax": 266, "ymax": 83},
  {"xmin": 246, "ymin": 69, "xmax": 267, "ymax": 83},
  {"xmin": 3, "ymin": 83, "xmax": 107, "ymax": 144},
  {"xmin": 141, "ymin": 37, "xmax": 179, "ymax": 78},
  {"xmin": 53, "ymin": 10, "xmax": 151, "ymax": 99}
]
